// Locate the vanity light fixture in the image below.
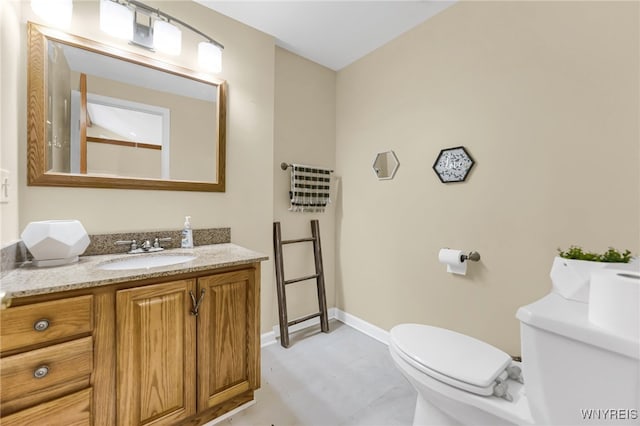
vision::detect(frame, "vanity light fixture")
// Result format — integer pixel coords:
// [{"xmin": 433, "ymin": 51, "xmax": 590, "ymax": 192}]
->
[
  {"xmin": 31, "ymin": 0, "xmax": 73, "ymax": 29},
  {"xmin": 198, "ymin": 41, "xmax": 223, "ymax": 73},
  {"xmin": 99, "ymin": 0, "xmax": 224, "ymax": 72},
  {"xmin": 153, "ymin": 19, "xmax": 182, "ymax": 56},
  {"xmin": 100, "ymin": 0, "xmax": 133, "ymax": 40}
]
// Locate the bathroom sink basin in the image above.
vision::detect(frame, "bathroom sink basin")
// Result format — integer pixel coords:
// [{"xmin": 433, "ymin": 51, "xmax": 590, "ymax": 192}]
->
[{"xmin": 98, "ymin": 254, "xmax": 197, "ymax": 271}]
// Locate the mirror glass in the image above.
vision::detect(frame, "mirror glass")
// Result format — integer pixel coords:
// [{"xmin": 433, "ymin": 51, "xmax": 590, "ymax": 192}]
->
[
  {"xmin": 372, "ymin": 150, "xmax": 400, "ymax": 180},
  {"xmin": 28, "ymin": 22, "xmax": 226, "ymax": 192}
]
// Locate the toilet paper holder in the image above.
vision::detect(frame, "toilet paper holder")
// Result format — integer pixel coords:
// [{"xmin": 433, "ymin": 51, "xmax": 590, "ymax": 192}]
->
[{"xmin": 461, "ymin": 251, "xmax": 481, "ymax": 262}]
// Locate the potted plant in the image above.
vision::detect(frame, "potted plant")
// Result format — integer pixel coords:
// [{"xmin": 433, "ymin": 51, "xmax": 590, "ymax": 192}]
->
[{"xmin": 550, "ymin": 246, "xmax": 635, "ymax": 302}]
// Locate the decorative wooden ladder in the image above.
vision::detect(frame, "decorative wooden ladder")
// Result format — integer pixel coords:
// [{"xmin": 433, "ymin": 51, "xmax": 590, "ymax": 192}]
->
[{"xmin": 273, "ymin": 220, "xmax": 329, "ymax": 348}]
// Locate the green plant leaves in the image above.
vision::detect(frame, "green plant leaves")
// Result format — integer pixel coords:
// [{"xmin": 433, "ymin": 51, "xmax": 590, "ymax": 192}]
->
[{"xmin": 557, "ymin": 246, "xmax": 632, "ymax": 263}]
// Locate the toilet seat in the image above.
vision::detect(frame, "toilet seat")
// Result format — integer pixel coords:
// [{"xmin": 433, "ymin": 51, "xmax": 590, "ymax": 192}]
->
[{"xmin": 390, "ymin": 324, "xmax": 512, "ymax": 396}]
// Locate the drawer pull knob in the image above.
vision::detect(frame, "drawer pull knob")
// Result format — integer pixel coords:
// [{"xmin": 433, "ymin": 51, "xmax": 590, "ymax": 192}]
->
[
  {"xmin": 33, "ymin": 365, "xmax": 49, "ymax": 379},
  {"xmin": 33, "ymin": 319, "xmax": 50, "ymax": 331}
]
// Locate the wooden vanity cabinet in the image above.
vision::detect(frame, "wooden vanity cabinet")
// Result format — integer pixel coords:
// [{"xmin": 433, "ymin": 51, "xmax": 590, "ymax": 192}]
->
[
  {"xmin": 0, "ymin": 262, "xmax": 261, "ymax": 426},
  {"xmin": 115, "ymin": 265, "xmax": 261, "ymax": 426}
]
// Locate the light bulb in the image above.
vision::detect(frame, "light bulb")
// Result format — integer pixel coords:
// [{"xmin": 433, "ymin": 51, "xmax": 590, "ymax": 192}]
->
[
  {"xmin": 198, "ymin": 41, "xmax": 222, "ymax": 73},
  {"xmin": 31, "ymin": 0, "xmax": 73, "ymax": 29},
  {"xmin": 99, "ymin": 0, "xmax": 133, "ymax": 40},
  {"xmin": 153, "ymin": 20, "xmax": 182, "ymax": 56}
]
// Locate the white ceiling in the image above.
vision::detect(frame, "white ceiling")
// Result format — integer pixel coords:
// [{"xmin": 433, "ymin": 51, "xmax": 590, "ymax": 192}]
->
[{"xmin": 195, "ymin": 1, "xmax": 456, "ymax": 71}]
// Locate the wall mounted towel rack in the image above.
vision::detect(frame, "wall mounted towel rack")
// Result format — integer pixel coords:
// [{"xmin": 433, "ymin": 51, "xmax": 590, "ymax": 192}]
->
[
  {"xmin": 280, "ymin": 162, "xmax": 334, "ymax": 172},
  {"xmin": 273, "ymin": 220, "xmax": 329, "ymax": 348}
]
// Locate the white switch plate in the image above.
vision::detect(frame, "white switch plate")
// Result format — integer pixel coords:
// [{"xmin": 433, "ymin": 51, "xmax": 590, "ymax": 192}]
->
[{"xmin": 0, "ymin": 169, "xmax": 10, "ymax": 204}]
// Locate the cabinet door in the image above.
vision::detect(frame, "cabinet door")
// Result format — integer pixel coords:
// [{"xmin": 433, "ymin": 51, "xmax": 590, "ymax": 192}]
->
[
  {"xmin": 197, "ymin": 269, "xmax": 259, "ymax": 410},
  {"xmin": 116, "ymin": 279, "xmax": 196, "ymax": 426}
]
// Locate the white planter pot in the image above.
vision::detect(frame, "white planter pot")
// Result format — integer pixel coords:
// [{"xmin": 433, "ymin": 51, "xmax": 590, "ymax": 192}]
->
[
  {"xmin": 550, "ymin": 256, "xmax": 639, "ymax": 303},
  {"xmin": 550, "ymin": 257, "xmax": 609, "ymax": 302}
]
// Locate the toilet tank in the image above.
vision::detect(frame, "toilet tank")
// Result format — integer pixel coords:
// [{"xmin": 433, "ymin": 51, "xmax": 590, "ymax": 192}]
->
[{"xmin": 517, "ymin": 293, "xmax": 639, "ymax": 425}]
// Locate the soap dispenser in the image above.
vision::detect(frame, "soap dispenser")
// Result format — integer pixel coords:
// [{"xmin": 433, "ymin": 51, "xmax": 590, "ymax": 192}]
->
[{"xmin": 181, "ymin": 216, "xmax": 194, "ymax": 248}]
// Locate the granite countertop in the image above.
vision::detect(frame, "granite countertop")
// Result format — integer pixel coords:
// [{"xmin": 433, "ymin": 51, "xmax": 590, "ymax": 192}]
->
[{"xmin": 0, "ymin": 244, "xmax": 268, "ymax": 299}]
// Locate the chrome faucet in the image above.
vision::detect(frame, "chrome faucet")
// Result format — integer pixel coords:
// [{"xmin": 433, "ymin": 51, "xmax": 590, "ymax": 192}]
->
[
  {"xmin": 116, "ymin": 237, "xmax": 172, "ymax": 254},
  {"xmin": 153, "ymin": 237, "xmax": 172, "ymax": 249},
  {"xmin": 115, "ymin": 239, "xmax": 138, "ymax": 253}
]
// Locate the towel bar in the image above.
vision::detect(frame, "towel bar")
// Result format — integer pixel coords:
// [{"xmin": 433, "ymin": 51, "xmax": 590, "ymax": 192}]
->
[{"xmin": 280, "ymin": 162, "xmax": 334, "ymax": 172}]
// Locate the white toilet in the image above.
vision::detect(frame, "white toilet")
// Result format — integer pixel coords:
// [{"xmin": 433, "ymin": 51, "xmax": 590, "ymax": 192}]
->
[{"xmin": 390, "ymin": 290, "xmax": 640, "ymax": 425}]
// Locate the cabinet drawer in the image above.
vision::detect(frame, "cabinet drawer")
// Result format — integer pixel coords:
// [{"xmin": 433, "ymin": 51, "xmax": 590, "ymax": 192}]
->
[
  {"xmin": 0, "ymin": 336, "xmax": 93, "ymax": 404},
  {"xmin": 1, "ymin": 387, "xmax": 92, "ymax": 426},
  {"xmin": 1, "ymin": 295, "xmax": 93, "ymax": 353}
]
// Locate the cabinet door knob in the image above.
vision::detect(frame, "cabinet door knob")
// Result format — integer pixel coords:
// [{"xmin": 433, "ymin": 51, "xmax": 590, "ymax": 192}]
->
[
  {"xmin": 33, "ymin": 318, "xmax": 50, "ymax": 332},
  {"xmin": 33, "ymin": 365, "xmax": 49, "ymax": 379}
]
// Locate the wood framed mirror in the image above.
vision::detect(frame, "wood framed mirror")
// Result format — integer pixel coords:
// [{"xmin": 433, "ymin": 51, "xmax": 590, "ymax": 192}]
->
[{"xmin": 27, "ymin": 22, "xmax": 226, "ymax": 192}]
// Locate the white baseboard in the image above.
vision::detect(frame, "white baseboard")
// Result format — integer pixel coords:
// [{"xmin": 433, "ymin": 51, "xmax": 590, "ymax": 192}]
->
[
  {"xmin": 261, "ymin": 307, "xmax": 337, "ymax": 347},
  {"xmin": 260, "ymin": 307, "xmax": 390, "ymax": 347},
  {"xmin": 334, "ymin": 308, "xmax": 390, "ymax": 345},
  {"xmin": 260, "ymin": 330, "xmax": 277, "ymax": 347}
]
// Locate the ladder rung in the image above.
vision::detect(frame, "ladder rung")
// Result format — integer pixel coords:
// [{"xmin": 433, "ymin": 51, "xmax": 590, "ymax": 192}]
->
[
  {"xmin": 284, "ymin": 274, "xmax": 319, "ymax": 285},
  {"xmin": 282, "ymin": 237, "xmax": 315, "ymax": 244},
  {"xmin": 288, "ymin": 312, "xmax": 321, "ymax": 327}
]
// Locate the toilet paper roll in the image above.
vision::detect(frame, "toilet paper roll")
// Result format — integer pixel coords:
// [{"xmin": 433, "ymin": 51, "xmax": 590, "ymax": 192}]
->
[
  {"xmin": 439, "ymin": 249, "xmax": 467, "ymax": 275},
  {"xmin": 589, "ymin": 269, "xmax": 639, "ymax": 341}
]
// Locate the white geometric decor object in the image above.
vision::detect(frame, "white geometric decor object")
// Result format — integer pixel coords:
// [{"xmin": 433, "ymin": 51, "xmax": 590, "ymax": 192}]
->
[
  {"xmin": 21, "ymin": 220, "xmax": 90, "ymax": 267},
  {"xmin": 549, "ymin": 256, "xmax": 609, "ymax": 302},
  {"xmin": 589, "ymin": 269, "xmax": 640, "ymax": 341}
]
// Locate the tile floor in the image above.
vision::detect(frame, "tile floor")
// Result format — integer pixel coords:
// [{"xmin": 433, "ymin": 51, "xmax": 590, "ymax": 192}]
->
[{"xmin": 218, "ymin": 320, "xmax": 417, "ymax": 426}]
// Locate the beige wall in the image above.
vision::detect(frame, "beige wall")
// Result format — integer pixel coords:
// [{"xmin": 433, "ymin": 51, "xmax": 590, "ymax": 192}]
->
[
  {"xmin": 273, "ymin": 47, "xmax": 337, "ymax": 326},
  {"xmin": 17, "ymin": 1, "xmax": 278, "ymax": 332},
  {"xmin": 335, "ymin": 1, "xmax": 640, "ymax": 355},
  {"xmin": 87, "ymin": 143, "xmax": 161, "ymax": 178},
  {"xmin": 0, "ymin": 0, "xmax": 21, "ymax": 247}
]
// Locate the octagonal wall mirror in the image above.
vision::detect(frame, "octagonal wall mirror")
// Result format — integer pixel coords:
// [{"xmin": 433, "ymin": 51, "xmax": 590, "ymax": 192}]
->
[
  {"xmin": 27, "ymin": 22, "xmax": 227, "ymax": 192},
  {"xmin": 372, "ymin": 150, "xmax": 400, "ymax": 180}
]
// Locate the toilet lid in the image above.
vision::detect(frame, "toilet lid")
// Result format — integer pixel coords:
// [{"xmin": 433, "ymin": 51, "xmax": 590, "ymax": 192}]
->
[{"xmin": 390, "ymin": 324, "xmax": 512, "ymax": 394}]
